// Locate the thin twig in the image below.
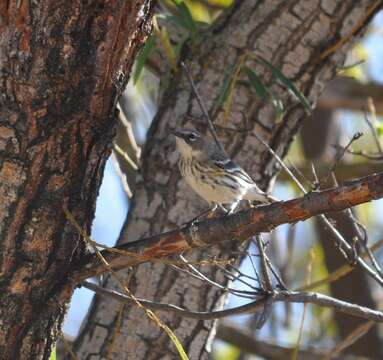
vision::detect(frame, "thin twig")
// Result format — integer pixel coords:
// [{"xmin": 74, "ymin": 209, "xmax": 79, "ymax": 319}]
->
[
  {"xmin": 217, "ymin": 264, "xmax": 262, "ymax": 291},
  {"xmin": 246, "ymin": 250, "xmax": 262, "ymax": 286},
  {"xmin": 255, "ymin": 235, "xmax": 272, "ymax": 291},
  {"xmin": 253, "ymin": 133, "xmax": 383, "ymax": 287},
  {"xmin": 297, "ymin": 237, "xmax": 383, "ymax": 292},
  {"xmin": 323, "ymin": 321, "xmax": 374, "ymax": 360},
  {"xmin": 265, "ymin": 256, "xmax": 287, "ymax": 290},
  {"xmin": 63, "ymin": 207, "xmax": 190, "ymax": 360},
  {"xmin": 329, "ymin": 132, "xmax": 363, "ymax": 175},
  {"xmin": 113, "ymin": 144, "xmax": 139, "ymax": 171},
  {"xmin": 292, "ymin": 249, "xmax": 314, "ymax": 360},
  {"xmin": 81, "ymin": 282, "xmax": 383, "ymax": 322},
  {"xmin": 365, "ymin": 97, "xmax": 383, "ymax": 154},
  {"xmin": 180, "ymin": 61, "xmax": 225, "ymax": 152},
  {"xmin": 177, "ymin": 255, "xmax": 260, "ymax": 299},
  {"xmin": 332, "ymin": 145, "xmax": 383, "ymax": 161}
]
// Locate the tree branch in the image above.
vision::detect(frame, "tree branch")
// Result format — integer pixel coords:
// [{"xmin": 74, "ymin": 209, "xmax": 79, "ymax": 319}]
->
[
  {"xmin": 71, "ymin": 171, "xmax": 383, "ymax": 282},
  {"xmin": 81, "ymin": 281, "xmax": 383, "ymax": 322},
  {"xmin": 216, "ymin": 323, "xmax": 354, "ymax": 360},
  {"xmin": 278, "ymin": 162, "xmax": 383, "ymax": 183}
]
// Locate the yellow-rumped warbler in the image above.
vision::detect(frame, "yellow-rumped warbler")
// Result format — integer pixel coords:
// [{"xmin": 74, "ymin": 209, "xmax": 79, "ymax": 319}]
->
[{"xmin": 172, "ymin": 128, "xmax": 276, "ymax": 213}]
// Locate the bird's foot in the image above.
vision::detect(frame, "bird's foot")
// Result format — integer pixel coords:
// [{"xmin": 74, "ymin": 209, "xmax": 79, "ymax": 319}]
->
[{"xmin": 183, "ymin": 206, "xmax": 217, "ymax": 227}]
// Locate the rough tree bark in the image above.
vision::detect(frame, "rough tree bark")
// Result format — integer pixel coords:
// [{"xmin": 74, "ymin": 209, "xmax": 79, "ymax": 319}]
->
[
  {"xmin": 0, "ymin": 1, "xmax": 154, "ymax": 359},
  {"xmin": 73, "ymin": 1, "xmax": 382, "ymax": 359}
]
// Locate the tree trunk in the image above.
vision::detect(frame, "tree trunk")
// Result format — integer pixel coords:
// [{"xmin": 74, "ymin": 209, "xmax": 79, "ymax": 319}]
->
[
  {"xmin": 0, "ymin": 1, "xmax": 153, "ymax": 359},
  {"xmin": 73, "ymin": 1, "xmax": 382, "ymax": 359}
]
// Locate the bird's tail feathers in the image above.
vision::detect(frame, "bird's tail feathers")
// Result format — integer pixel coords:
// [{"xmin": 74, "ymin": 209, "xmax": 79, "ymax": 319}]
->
[{"xmin": 244, "ymin": 187, "xmax": 278, "ymax": 203}]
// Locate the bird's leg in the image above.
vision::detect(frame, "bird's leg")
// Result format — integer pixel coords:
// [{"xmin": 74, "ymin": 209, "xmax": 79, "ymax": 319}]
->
[
  {"xmin": 227, "ymin": 200, "xmax": 240, "ymax": 215},
  {"xmin": 218, "ymin": 204, "xmax": 228, "ymax": 213},
  {"xmin": 185, "ymin": 204, "xmax": 218, "ymax": 226}
]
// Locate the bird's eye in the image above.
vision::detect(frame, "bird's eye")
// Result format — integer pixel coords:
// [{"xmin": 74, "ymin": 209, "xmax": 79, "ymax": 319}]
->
[{"xmin": 187, "ymin": 133, "xmax": 197, "ymax": 142}]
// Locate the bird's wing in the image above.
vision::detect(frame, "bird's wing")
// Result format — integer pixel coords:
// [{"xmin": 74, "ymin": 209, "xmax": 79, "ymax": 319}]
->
[{"xmin": 212, "ymin": 157, "xmax": 255, "ymax": 185}]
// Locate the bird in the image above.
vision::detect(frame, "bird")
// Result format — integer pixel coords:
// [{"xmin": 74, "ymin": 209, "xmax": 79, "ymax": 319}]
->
[{"xmin": 171, "ymin": 128, "xmax": 277, "ymax": 214}]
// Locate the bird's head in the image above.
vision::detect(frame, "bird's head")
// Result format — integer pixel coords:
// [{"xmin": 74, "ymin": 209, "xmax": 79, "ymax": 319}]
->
[{"xmin": 171, "ymin": 128, "xmax": 206, "ymax": 159}]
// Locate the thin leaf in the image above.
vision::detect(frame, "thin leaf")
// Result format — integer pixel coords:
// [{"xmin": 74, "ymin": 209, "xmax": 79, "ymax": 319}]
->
[
  {"xmin": 244, "ymin": 67, "xmax": 284, "ymax": 123},
  {"xmin": 171, "ymin": 1, "xmax": 197, "ymax": 37},
  {"xmin": 215, "ymin": 63, "xmax": 236, "ymax": 110},
  {"xmin": 162, "ymin": 323, "xmax": 190, "ymax": 360},
  {"xmin": 133, "ymin": 35, "xmax": 155, "ymax": 84},
  {"xmin": 256, "ymin": 56, "xmax": 312, "ymax": 114},
  {"xmin": 243, "ymin": 67, "xmax": 268, "ymax": 99}
]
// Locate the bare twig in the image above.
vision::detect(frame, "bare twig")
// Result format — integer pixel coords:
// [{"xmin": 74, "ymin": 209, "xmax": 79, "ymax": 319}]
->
[
  {"xmin": 331, "ymin": 174, "xmax": 383, "ymax": 277},
  {"xmin": 329, "ymin": 133, "xmax": 363, "ymax": 175},
  {"xmin": 281, "ymin": 161, "xmax": 383, "ymax": 182},
  {"xmin": 255, "ymin": 235, "xmax": 272, "ymax": 291},
  {"xmin": 180, "ymin": 61, "xmax": 225, "ymax": 152},
  {"xmin": 81, "ymin": 282, "xmax": 383, "ymax": 322},
  {"xmin": 292, "ymin": 249, "xmax": 314, "ymax": 360},
  {"xmin": 220, "ymin": 263, "xmax": 261, "ymax": 288},
  {"xmin": 323, "ymin": 321, "xmax": 374, "ymax": 360},
  {"xmin": 216, "ymin": 323, "xmax": 351, "ymax": 360},
  {"xmin": 63, "ymin": 207, "xmax": 190, "ymax": 360},
  {"xmin": 246, "ymin": 251, "xmax": 262, "ymax": 286},
  {"xmin": 298, "ymin": 238, "xmax": 383, "ymax": 292},
  {"xmin": 365, "ymin": 97, "xmax": 383, "ymax": 154},
  {"xmin": 113, "ymin": 144, "xmax": 139, "ymax": 171},
  {"xmin": 331, "ymin": 146, "xmax": 383, "ymax": 162},
  {"xmin": 176, "ymin": 255, "xmax": 260, "ymax": 299},
  {"xmin": 253, "ymin": 133, "xmax": 383, "ymax": 287}
]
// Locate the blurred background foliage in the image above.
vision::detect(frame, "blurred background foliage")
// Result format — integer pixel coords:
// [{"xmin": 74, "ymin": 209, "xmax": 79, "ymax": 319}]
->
[{"xmin": 62, "ymin": 2, "xmax": 383, "ymax": 359}]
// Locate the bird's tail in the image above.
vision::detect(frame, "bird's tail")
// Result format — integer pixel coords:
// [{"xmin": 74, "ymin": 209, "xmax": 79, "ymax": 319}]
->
[{"xmin": 244, "ymin": 186, "xmax": 278, "ymax": 203}]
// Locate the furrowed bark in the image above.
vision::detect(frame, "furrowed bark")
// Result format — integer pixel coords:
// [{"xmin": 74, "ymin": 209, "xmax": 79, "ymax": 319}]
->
[
  {"xmin": 73, "ymin": 1, "xmax": 382, "ymax": 359},
  {"xmin": 0, "ymin": 1, "xmax": 154, "ymax": 359}
]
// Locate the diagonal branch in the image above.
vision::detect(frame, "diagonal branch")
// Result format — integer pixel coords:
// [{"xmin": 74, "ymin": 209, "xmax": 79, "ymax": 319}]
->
[
  {"xmin": 216, "ymin": 323, "xmax": 353, "ymax": 360},
  {"xmin": 71, "ymin": 171, "xmax": 383, "ymax": 283}
]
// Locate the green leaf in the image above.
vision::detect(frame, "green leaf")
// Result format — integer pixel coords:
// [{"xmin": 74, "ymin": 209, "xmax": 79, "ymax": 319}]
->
[
  {"xmin": 244, "ymin": 67, "xmax": 284, "ymax": 122},
  {"xmin": 256, "ymin": 56, "xmax": 312, "ymax": 114},
  {"xmin": 171, "ymin": 1, "xmax": 197, "ymax": 37},
  {"xmin": 215, "ymin": 63, "xmax": 236, "ymax": 110},
  {"xmin": 49, "ymin": 348, "xmax": 56, "ymax": 360},
  {"xmin": 376, "ymin": 123, "xmax": 383, "ymax": 136},
  {"xmin": 243, "ymin": 67, "xmax": 269, "ymax": 100},
  {"xmin": 133, "ymin": 35, "xmax": 156, "ymax": 84}
]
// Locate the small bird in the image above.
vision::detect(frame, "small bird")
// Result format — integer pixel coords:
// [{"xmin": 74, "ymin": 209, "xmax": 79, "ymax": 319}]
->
[{"xmin": 172, "ymin": 128, "xmax": 276, "ymax": 214}]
